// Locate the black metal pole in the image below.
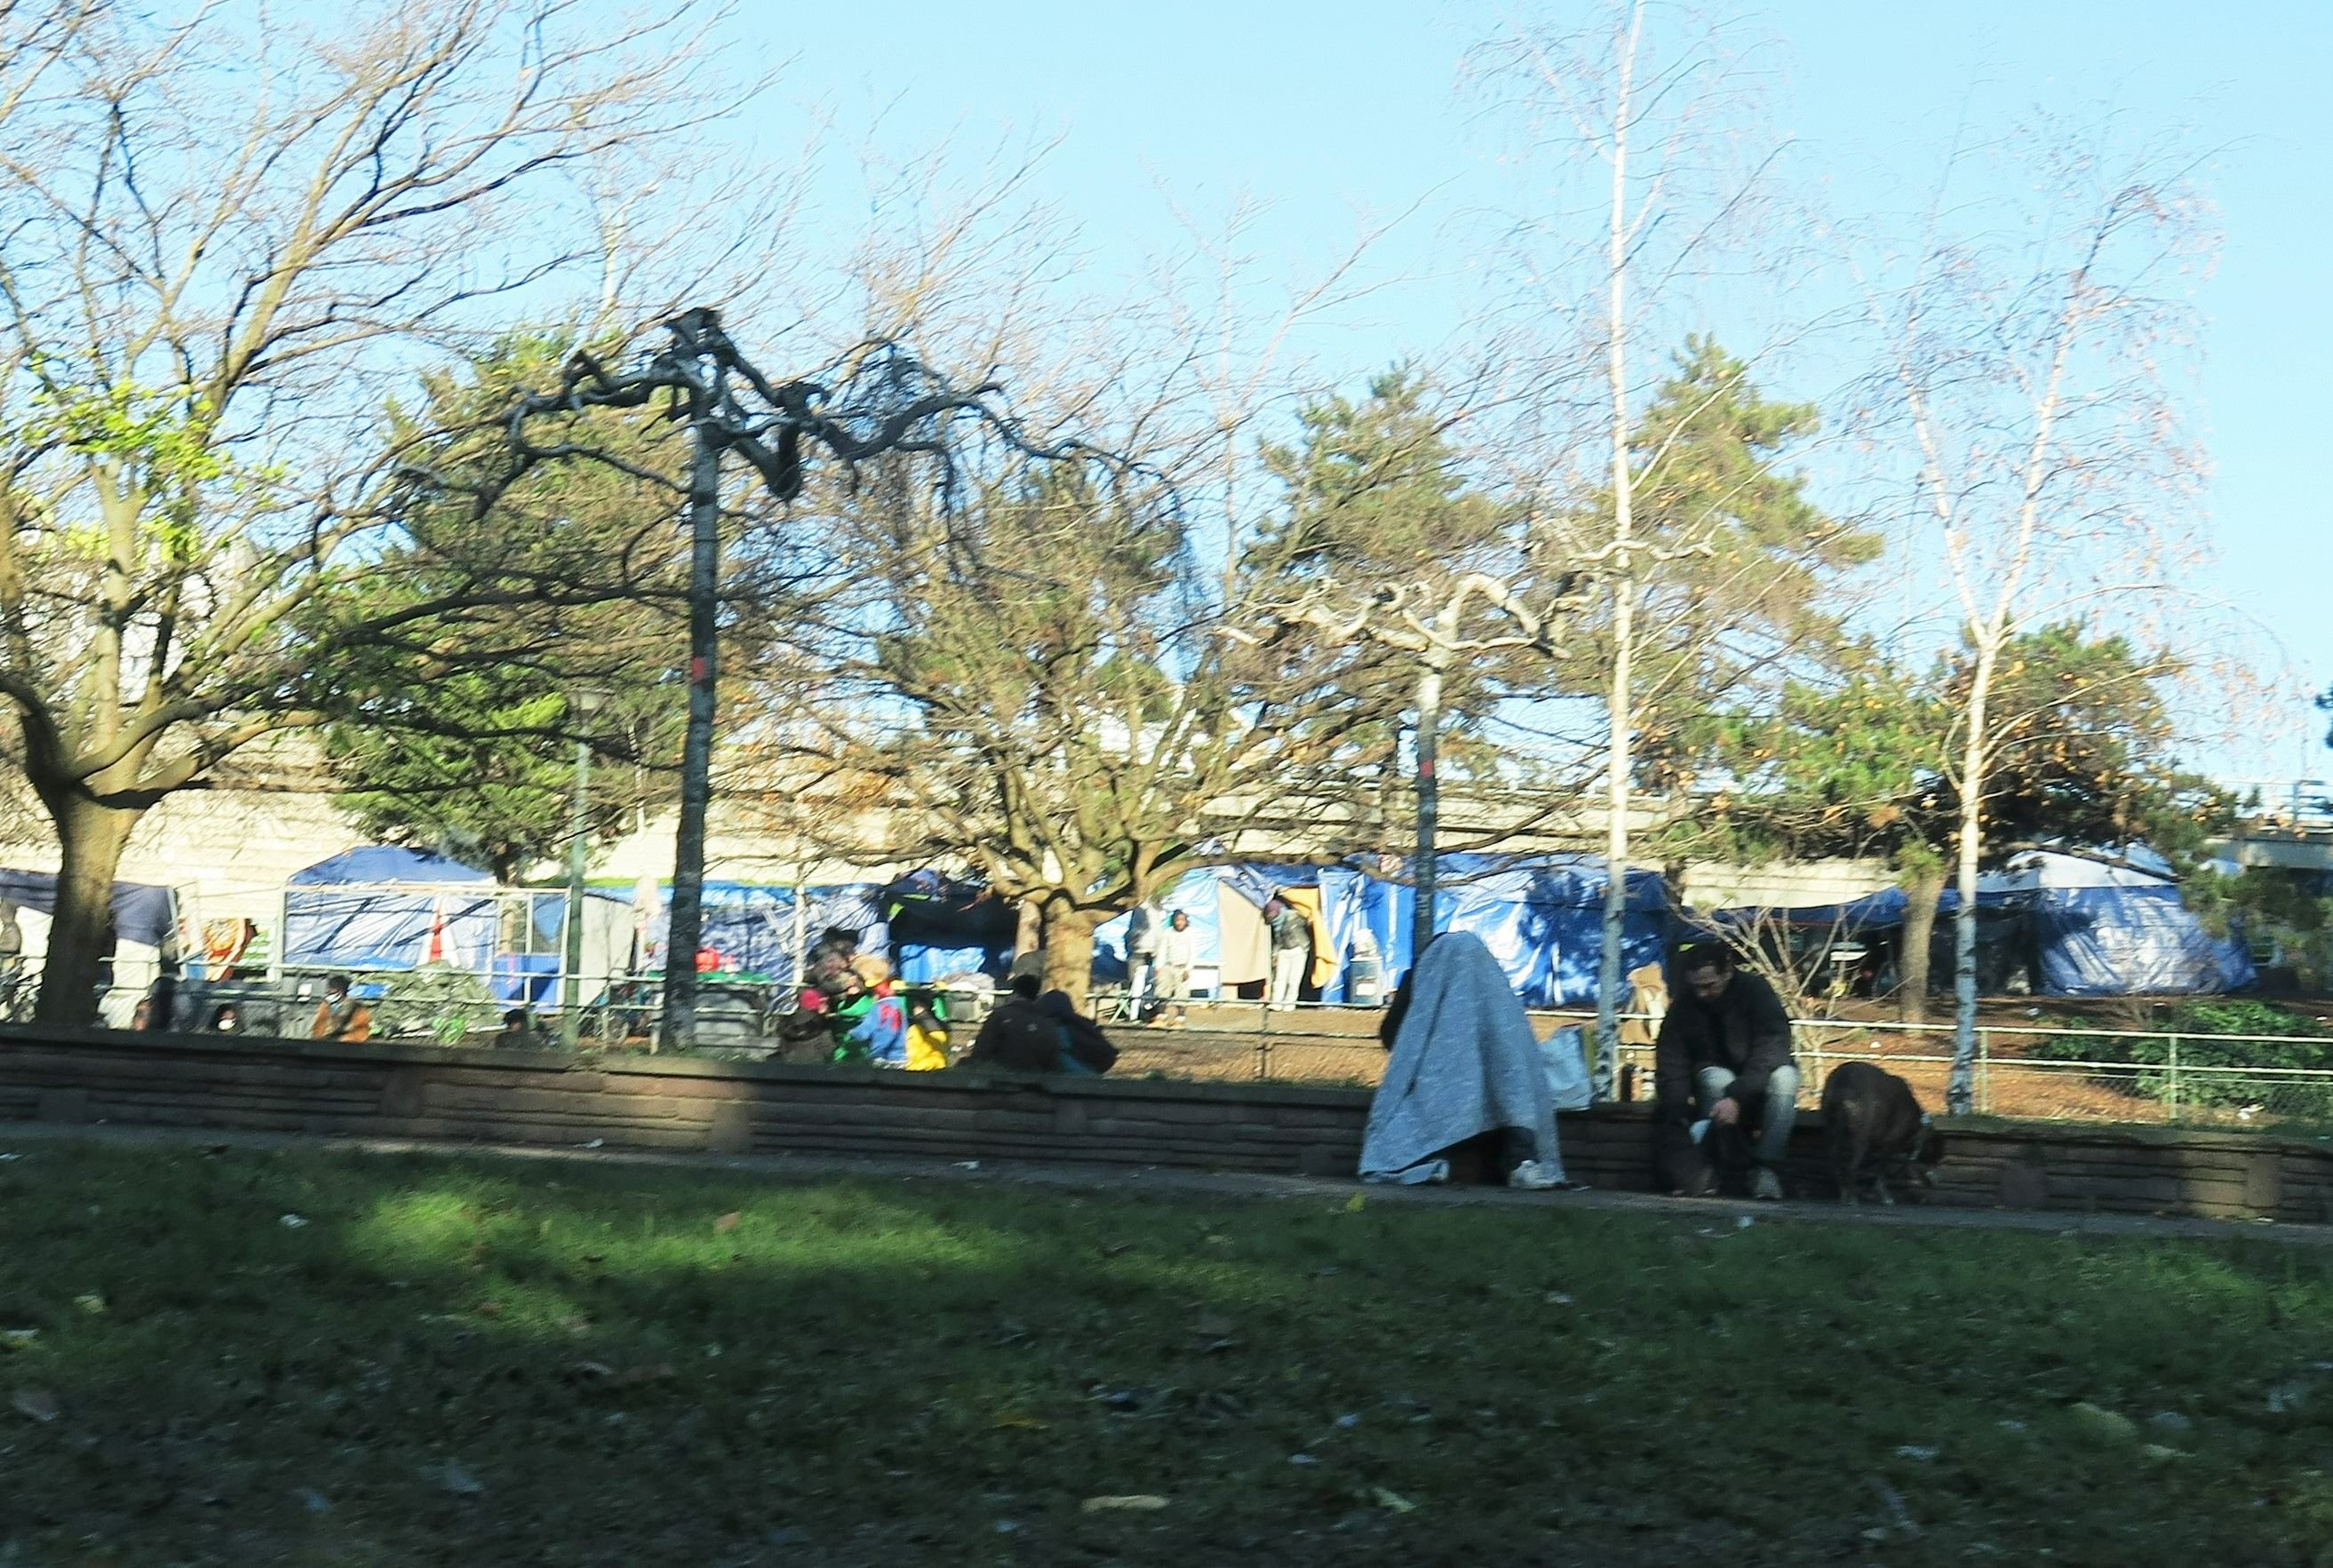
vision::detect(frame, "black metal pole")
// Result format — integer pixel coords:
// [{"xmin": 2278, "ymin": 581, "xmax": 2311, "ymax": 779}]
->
[{"xmin": 659, "ymin": 360, "xmax": 724, "ymax": 1050}]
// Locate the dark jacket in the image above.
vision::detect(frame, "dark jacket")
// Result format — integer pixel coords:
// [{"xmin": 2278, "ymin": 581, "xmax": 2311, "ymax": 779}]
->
[
  {"xmin": 966, "ymin": 997, "xmax": 1063, "ymax": 1072},
  {"xmin": 1653, "ymin": 969, "xmax": 1795, "ymax": 1112}
]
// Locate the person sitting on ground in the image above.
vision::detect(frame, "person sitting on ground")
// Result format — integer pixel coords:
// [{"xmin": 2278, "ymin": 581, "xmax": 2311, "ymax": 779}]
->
[
  {"xmin": 1358, "ymin": 931, "xmax": 1569, "ymax": 1189},
  {"xmin": 491, "ymin": 1007, "xmax": 533, "ymax": 1048},
  {"xmin": 839, "ymin": 954, "xmax": 908, "ymax": 1066},
  {"xmin": 802, "ymin": 926, "xmax": 860, "ymax": 995},
  {"xmin": 311, "ymin": 975, "xmax": 372, "ymax": 1043},
  {"xmin": 902, "ymin": 985, "xmax": 952, "ymax": 1071},
  {"xmin": 964, "ymin": 974, "xmax": 1057, "ymax": 1071},
  {"xmin": 1653, "ymin": 943, "xmax": 1801, "ymax": 1202}
]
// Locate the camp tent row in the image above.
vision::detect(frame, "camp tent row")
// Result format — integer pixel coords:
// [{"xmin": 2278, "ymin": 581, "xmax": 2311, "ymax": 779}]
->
[{"xmin": 33, "ymin": 840, "xmax": 2245, "ymax": 1012}]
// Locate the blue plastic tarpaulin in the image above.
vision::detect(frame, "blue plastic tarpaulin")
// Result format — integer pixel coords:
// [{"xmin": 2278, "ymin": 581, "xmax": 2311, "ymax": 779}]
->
[
  {"xmin": 1710, "ymin": 848, "xmax": 2255, "ymax": 998},
  {"xmin": 1097, "ymin": 854, "xmax": 1668, "ymax": 1009},
  {"xmin": 0, "ymin": 870, "xmax": 176, "ymax": 949},
  {"xmin": 880, "ymin": 871, "xmax": 1014, "ymax": 982},
  {"xmin": 601, "ymin": 880, "xmax": 889, "ymax": 982},
  {"xmin": 283, "ymin": 848, "xmax": 498, "ymax": 971}
]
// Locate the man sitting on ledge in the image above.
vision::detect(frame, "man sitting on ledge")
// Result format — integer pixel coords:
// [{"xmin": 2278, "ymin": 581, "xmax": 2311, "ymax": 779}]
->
[
  {"xmin": 965, "ymin": 975, "xmax": 1117, "ymax": 1074},
  {"xmin": 1655, "ymin": 943, "xmax": 1800, "ymax": 1201}
]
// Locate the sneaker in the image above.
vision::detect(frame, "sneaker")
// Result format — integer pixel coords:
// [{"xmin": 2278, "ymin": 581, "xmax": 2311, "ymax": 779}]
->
[
  {"xmin": 1509, "ymin": 1158, "xmax": 1561, "ymax": 1190},
  {"xmin": 1751, "ymin": 1167, "xmax": 1784, "ymax": 1202}
]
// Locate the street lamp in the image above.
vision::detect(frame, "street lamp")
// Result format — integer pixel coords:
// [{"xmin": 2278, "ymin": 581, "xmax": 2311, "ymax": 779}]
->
[
  {"xmin": 561, "ymin": 685, "xmax": 608, "ymax": 1047},
  {"xmin": 498, "ymin": 308, "xmax": 1119, "ymax": 1049}
]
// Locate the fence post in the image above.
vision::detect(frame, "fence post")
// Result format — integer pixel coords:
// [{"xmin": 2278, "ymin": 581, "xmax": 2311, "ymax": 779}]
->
[
  {"xmin": 1977, "ymin": 1029, "xmax": 1991, "ymax": 1116},
  {"xmin": 2166, "ymin": 1035, "xmax": 2180, "ymax": 1124}
]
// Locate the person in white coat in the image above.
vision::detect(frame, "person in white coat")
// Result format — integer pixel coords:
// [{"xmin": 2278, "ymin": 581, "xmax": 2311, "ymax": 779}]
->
[{"xmin": 1151, "ymin": 909, "xmax": 1196, "ymax": 1026}]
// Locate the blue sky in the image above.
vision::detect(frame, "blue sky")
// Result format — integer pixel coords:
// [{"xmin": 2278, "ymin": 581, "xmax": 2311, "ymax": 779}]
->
[{"xmin": 752, "ymin": 1, "xmax": 2332, "ymax": 783}]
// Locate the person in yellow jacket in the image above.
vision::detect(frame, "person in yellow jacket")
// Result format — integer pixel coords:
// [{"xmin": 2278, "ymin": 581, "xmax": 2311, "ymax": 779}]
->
[{"xmin": 903, "ymin": 984, "xmax": 952, "ymax": 1071}]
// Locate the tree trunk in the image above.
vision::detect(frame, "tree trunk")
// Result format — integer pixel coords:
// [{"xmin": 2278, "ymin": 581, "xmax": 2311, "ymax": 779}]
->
[
  {"xmin": 1593, "ymin": 15, "xmax": 1640, "ymax": 1102},
  {"xmin": 1038, "ymin": 894, "xmax": 1103, "ymax": 1014},
  {"xmin": 1897, "ymin": 864, "xmax": 1945, "ymax": 1024},
  {"xmin": 1947, "ymin": 665, "xmax": 1995, "ymax": 1113},
  {"xmin": 37, "ymin": 796, "xmax": 145, "ymax": 1025}
]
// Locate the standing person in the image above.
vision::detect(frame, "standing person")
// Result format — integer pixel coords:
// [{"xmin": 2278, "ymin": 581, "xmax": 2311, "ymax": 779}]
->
[
  {"xmin": 1151, "ymin": 909, "xmax": 1196, "ymax": 1027},
  {"xmin": 1124, "ymin": 903, "xmax": 1159, "ymax": 1020},
  {"xmin": 1265, "ymin": 896, "xmax": 1310, "ymax": 1012},
  {"xmin": 310, "ymin": 975, "xmax": 373, "ymax": 1043},
  {"xmin": 1653, "ymin": 944, "xmax": 1801, "ymax": 1201}
]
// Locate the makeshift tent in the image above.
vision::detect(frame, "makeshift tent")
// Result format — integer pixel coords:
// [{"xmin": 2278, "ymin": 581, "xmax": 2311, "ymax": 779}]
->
[
  {"xmin": 595, "ymin": 880, "xmax": 889, "ymax": 982},
  {"xmin": 1095, "ymin": 854, "xmax": 1670, "ymax": 1008},
  {"xmin": 0, "ymin": 869, "xmax": 180, "ymax": 1026},
  {"xmin": 1709, "ymin": 847, "xmax": 2254, "ymax": 998},
  {"xmin": 517, "ymin": 891, "xmax": 645, "ymax": 1005},
  {"xmin": 879, "ymin": 871, "xmax": 1015, "ymax": 982},
  {"xmin": 283, "ymin": 848, "xmax": 500, "ymax": 973},
  {"xmin": 1988, "ymin": 848, "xmax": 2254, "ymax": 997},
  {"xmin": 0, "ymin": 870, "xmax": 177, "ymax": 949}
]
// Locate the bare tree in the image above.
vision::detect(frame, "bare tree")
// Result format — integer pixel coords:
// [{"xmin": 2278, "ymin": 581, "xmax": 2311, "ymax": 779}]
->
[
  {"xmin": 0, "ymin": 1, "xmax": 748, "ymax": 1021},
  {"xmin": 1874, "ymin": 137, "xmax": 2211, "ymax": 1108},
  {"xmin": 1472, "ymin": 1, "xmax": 1800, "ymax": 1091}
]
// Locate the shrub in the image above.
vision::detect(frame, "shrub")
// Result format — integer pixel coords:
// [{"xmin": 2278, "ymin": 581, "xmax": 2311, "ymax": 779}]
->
[{"xmin": 2026, "ymin": 999, "xmax": 2333, "ymax": 1120}]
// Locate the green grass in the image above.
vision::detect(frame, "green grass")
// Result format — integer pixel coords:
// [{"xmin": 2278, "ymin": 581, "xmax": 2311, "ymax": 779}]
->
[{"xmin": 4, "ymin": 1143, "xmax": 2333, "ymax": 1565}]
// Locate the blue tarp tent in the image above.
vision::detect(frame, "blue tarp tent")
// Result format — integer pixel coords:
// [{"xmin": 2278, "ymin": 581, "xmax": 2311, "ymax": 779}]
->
[
  {"xmin": 1095, "ymin": 853, "xmax": 1670, "ymax": 1009},
  {"xmin": 1708, "ymin": 848, "xmax": 2254, "ymax": 998},
  {"xmin": 880, "ymin": 871, "xmax": 1015, "ymax": 982},
  {"xmin": 598, "ymin": 880, "xmax": 888, "ymax": 982},
  {"xmin": 1392, "ymin": 853, "xmax": 1669, "ymax": 1007},
  {"xmin": 283, "ymin": 848, "xmax": 498, "ymax": 971},
  {"xmin": 1993, "ymin": 849, "xmax": 2253, "ymax": 997},
  {"xmin": 0, "ymin": 870, "xmax": 176, "ymax": 949}
]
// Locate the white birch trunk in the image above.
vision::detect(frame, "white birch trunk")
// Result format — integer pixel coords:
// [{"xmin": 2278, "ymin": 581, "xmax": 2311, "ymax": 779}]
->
[{"xmin": 1592, "ymin": 6, "xmax": 1641, "ymax": 1098}]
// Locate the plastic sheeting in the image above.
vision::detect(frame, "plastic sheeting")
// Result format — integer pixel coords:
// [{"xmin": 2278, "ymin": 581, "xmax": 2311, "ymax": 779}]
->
[
  {"xmin": 609, "ymin": 882, "xmax": 889, "ymax": 981},
  {"xmin": 880, "ymin": 871, "xmax": 1015, "ymax": 982},
  {"xmin": 283, "ymin": 850, "xmax": 499, "ymax": 972},
  {"xmin": 0, "ymin": 869, "xmax": 176, "ymax": 948},
  {"xmin": 1095, "ymin": 854, "xmax": 1669, "ymax": 1009},
  {"xmin": 1714, "ymin": 848, "xmax": 2256, "ymax": 998}
]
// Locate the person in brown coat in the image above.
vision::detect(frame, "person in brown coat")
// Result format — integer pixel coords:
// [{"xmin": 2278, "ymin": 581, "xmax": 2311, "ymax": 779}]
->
[{"xmin": 311, "ymin": 975, "xmax": 372, "ymax": 1043}]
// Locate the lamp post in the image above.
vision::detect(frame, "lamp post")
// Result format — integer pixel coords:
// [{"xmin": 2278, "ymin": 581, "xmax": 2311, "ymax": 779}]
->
[
  {"xmin": 561, "ymin": 687, "xmax": 607, "ymax": 1047},
  {"xmin": 498, "ymin": 309, "xmax": 1110, "ymax": 1049}
]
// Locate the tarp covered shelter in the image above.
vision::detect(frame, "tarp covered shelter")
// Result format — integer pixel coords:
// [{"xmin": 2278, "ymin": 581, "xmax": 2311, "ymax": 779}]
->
[
  {"xmin": 0, "ymin": 869, "xmax": 177, "ymax": 949},
  {"xmin": 283, "ymin": 848, "xmax": 500, "ymax": 972},
  {"xmin": 1710, "ymin": 846, "xmax": 2254, "ymax": 998},
  {"xmin": 880, "ymin": 870, "xmax": 1015, "ymax": 982},
  {"xmin": 1095, "ymin": 854, "xmax": 1671, "ymax": 1008},
  {"xmin": 1987, "ymin": 848, "xmax": 2255, "ymax": 997},
  {"xmin": 593, "ymin": 880, "xmax": 890, "ymax": 983}
]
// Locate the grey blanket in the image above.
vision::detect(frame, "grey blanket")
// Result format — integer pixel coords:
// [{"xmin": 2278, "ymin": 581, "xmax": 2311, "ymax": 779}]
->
[{"xmin": 1359, "ymin": 931, "xmax": 1565, "ymax": 1184}]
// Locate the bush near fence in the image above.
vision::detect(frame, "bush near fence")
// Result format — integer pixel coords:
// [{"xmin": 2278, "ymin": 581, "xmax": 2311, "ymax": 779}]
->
[{"xmin": 2023, "ymin": 999, "xmax": 2333, "ymax": 1120}]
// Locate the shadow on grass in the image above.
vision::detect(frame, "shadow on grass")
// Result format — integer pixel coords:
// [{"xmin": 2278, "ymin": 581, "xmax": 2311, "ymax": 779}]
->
[{"xmin": 4, "ymin": 1141, "xmax": 2333, "ymax": 1565}]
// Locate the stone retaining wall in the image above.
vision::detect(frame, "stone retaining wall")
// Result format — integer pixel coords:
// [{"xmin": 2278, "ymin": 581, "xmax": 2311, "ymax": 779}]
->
[{"xmin": 5, "ymin": 1028, "xmax": 2331, "ymax": 1224}]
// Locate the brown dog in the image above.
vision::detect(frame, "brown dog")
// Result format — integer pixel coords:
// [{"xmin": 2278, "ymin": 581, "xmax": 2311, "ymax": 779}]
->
[{"xmin": 1821, "ymin": 1062, "xmax": 1945, "ymax": 1205}]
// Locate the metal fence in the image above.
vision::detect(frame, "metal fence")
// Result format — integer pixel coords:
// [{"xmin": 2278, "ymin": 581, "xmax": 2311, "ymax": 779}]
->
[
  {"xmin": 1100, "ymin": 999, "xmax": 2333, "ymax": 1134},
  {"xmin": 21, "ymin": 958, "xmax": 2333, "ymax": 1135}
]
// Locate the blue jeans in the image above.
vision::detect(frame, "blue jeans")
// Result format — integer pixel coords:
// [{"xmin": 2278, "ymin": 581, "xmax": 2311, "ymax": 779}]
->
[{"xmin": 1696, "ymin": 1063, "xmax": 1800, "ymax": 1168}]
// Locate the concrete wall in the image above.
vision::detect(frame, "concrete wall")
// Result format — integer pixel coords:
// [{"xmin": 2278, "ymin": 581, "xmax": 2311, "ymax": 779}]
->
[{"xmin": 8, "ymin": 1030, "xmax": 2333, "ymax": 1224}]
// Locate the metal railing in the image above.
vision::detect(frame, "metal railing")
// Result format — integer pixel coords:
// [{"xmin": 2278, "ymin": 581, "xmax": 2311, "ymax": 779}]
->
[
  {"xmin": 1101, "ymin": 998, "xmax": 2333, "ymax": 1134},
  {"xmin": 20, "ymin": 962, "xmax": 2333, "ymax": 1134}
]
